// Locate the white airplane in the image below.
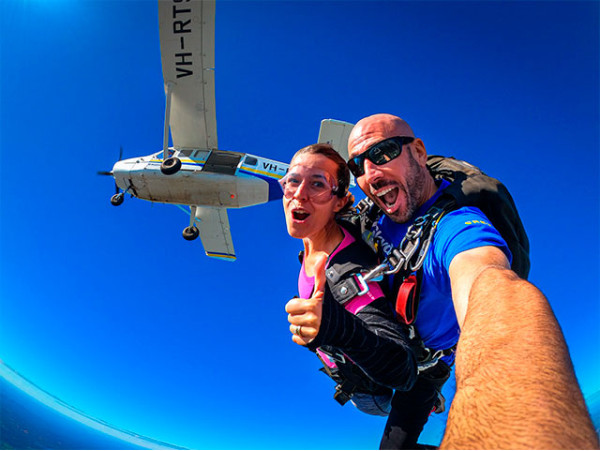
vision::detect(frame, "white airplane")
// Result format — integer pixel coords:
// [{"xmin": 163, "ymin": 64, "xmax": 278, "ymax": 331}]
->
[{"xmin": 101, "ymin": 0, "xmax": 352, "ymax": 261}]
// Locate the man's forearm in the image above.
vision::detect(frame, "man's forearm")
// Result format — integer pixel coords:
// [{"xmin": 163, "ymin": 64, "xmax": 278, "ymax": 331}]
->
[{"xmin": 441, "ymin": 267, "xmax": 598, "ymax": 449}]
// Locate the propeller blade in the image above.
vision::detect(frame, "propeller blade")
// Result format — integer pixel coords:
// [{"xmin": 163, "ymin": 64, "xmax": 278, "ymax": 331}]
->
[
  {"xmin": 99, "ymin": 147, "xmax": 122, "ymax": 196},
  {"xmin": 97, "ymin": 146, "xmax": 123, "ymax": 176}
]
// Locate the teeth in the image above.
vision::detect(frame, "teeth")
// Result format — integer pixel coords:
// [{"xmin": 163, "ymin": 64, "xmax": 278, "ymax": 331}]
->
[
  {"xmin": 370, "ymin": 185, "xmax": 395, "ymax": 198},
  {"xmin": 375, "ymin": 187, "xmax": 395, "ymax": 197}
]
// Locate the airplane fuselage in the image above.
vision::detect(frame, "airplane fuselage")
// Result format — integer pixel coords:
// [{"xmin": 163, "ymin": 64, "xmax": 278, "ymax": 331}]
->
[{"xmin": 113, "ymin": 148, "xmax": 288, "ymax": 208}]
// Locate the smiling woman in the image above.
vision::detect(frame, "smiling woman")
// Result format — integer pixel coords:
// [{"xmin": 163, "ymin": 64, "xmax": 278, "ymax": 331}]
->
[
  {"xmin": 281, "ymin": 143, "xmax": 422, "ymax": 447},
  {"xmin": 0, "ymin": 361, "xmax": 184, "ymax": 450}
]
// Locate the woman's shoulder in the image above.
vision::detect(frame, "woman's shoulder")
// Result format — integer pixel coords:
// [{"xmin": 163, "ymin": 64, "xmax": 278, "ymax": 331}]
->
[{"xmin": 330, "ymin": 226, "xmax": 379, "ymax": 270}]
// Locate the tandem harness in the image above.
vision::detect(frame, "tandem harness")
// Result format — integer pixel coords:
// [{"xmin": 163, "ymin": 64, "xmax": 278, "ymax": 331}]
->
[
  {"xmin": 321, "ymin": 202, "xmax": 455, "ymax": 409},
  {"xmin": 319, "ymin": 155, "xmax": 530, "ymax": 406},
  {"xmin": 335, "ymin": 154, "xmax": 531, "ymax": 373},
  {"xmin": 320, "ymin": 206, "xmax": 456, "ymax": 373},
  {"xmin": 343, "ymin": 199, "xmax": 457, "ymax": 373}
]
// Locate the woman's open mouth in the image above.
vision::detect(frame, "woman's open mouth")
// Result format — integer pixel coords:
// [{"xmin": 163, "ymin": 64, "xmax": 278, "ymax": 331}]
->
[{"xmin": 292, "ymin": 208, "xmax": 310, "ymax": 221}]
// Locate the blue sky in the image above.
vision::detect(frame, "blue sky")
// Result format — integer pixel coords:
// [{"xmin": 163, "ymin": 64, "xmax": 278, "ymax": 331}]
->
[{"xmin": 0, "ymin": 0, "xmax": 598, "ymax": 449}]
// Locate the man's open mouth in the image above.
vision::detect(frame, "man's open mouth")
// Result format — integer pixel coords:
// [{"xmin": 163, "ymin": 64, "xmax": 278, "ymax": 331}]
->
[{"xmin": 372, "ymin": 184, "xmax": 399, "ymax": 212}]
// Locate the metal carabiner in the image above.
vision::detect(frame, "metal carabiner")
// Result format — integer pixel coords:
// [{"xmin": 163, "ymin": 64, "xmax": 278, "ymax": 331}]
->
[
  {"xmin": 354, "ymin": 273, "xmax": 371, "ymax": 296},
  {"xmin": 385, "ymin": 235, "xmax": 421, "ymax": 276},
  {"xmin": 359, "ymin": 263, "xmax": 388, "ymax": 285},
  {"xmin": 409, "ymin": 209, "xmax": 446, "ymax": 271}
]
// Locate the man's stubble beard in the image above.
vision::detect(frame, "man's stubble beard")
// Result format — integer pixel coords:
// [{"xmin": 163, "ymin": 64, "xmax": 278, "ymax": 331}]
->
[{"xmin": 388, "ymin": 150, "xmax": 427, "ymax": 224}]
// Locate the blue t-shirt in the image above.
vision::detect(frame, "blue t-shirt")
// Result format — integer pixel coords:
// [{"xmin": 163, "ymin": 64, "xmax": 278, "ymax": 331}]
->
[{"xmin": 372, "ymin": 181, "xmax": 512, "ymax": 357}]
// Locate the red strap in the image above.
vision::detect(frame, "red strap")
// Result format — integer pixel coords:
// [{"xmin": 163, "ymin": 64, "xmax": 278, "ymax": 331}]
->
[{"xmin": 396, "ymin": 274, "xmax": 418, "ymax": 324}]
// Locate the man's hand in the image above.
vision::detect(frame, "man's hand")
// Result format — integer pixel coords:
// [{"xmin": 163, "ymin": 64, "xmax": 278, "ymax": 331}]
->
[{"xmin": 285, "ymin": 254, "xmax": 327, "ymax": 346}]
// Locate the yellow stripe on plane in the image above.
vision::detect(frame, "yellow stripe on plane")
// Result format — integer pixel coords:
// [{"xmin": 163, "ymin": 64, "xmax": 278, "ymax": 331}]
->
[
  {"xmin": 240, "ymin": 165, "xmax": 284, "ymax": 179},
  {"xmin": 206, "ymin": 252, "xmax": 236, "ymax": 261},
  {"xmin": 147, "ymin": 159, "xmax": 283, "ymax": 180}
]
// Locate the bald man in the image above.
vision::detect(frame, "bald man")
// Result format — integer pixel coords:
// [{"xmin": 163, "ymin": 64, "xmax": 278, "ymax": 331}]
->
[{"xmin": 347, "ymin": 113, "xmax": 598, "ymax": 449}]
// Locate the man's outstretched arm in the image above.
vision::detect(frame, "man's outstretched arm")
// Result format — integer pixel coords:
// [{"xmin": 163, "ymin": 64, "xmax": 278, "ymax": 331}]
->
[{"xmin": 441, "ymin": 266, "xmax": 599, "ymax": 449}]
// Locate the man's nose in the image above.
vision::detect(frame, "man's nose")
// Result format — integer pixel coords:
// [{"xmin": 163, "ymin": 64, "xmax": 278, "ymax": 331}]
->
[{"xmin": 363, "ymin": 159, "xmax": 384, "ymax": 184}]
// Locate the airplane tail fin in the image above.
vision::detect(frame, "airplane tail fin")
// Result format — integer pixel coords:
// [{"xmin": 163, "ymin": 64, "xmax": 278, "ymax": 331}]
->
[
  {"xmin": 318, "ymin": 119, "xmax": 354, "ymax": 161},
  {"xmin": 318, "ymin": 119, "xmax": 355, "ymax": 187}
]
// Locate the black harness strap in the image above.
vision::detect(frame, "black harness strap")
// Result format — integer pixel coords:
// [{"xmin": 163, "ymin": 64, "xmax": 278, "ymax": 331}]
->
[{"xmin": 324, "ymin": 238, "xmax": 374, "ymax": 305}]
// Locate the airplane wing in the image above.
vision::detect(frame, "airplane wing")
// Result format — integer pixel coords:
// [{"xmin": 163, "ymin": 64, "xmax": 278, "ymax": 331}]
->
[
  {"xmin": 158, "ymin": 0, "xmax": 217, "ymax": 150},
  {"xmin": 194, "ymin": 206, "xmax": 236, "ymax": 261}
]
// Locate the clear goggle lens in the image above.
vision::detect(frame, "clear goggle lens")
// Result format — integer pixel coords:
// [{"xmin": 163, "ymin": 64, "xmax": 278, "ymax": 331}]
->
[{"xmin": 279, "ymin": 166, "xmax": 338, "ymax": 203}]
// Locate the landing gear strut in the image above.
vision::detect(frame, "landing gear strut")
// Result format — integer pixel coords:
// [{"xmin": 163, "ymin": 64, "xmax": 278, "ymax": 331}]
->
[
  {"xmin": 110, "ymin": 183, "xmax": 133, "ymax": 207},
  {"xmin": 182, "ymin": 205, "xmax": 200, "ymax": 241},
  {"xmin": 160, "ymin": 83, "xmax": 181, "ymax": 176}
]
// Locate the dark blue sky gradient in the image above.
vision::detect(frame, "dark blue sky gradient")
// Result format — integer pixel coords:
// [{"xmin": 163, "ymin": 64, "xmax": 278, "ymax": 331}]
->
[{"xmin": 0, "ymin": 1, "xmax": 598, "ymax": 448}]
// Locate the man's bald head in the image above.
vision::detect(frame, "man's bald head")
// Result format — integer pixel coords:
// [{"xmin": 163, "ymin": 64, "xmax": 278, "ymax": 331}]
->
[{"xmin": 348, "ymin": 114, "xmax": 415, "ymax": 158}]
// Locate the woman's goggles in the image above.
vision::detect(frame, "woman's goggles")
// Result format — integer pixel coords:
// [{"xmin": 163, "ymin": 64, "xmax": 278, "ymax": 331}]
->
[
  {"xmin": 347, "ymin": 136, "xmax": 415, "ymax": 177},
  {"xmin": 279, "ymin": 166, "xmax": 339, "ymax": 203}
]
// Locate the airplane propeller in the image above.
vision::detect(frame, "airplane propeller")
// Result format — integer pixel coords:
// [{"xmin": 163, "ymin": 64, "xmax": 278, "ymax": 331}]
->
[{"xmin": 98, "ymin": 147, "xmax": 125, "ymax": 205}]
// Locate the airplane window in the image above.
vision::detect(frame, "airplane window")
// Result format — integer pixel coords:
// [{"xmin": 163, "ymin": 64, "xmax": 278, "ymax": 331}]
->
[
  {"xmin": 244, "ymin": 156, "xmax": 258, "ymax": 166},
  {"xmin": 195, "ymin": 150, "xmax": 209, "ymax": 160}
]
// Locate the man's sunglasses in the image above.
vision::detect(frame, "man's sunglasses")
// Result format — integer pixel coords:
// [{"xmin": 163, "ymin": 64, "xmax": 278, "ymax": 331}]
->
[{"xmin": 347, "ymin": 136, "xmax": 415, "ymax": 177}]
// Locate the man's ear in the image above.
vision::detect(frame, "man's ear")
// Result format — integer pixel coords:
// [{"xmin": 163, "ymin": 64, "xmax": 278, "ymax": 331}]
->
[{"xmin": 410, "ymin": 138, "xmax": 428, "ymax": 166}]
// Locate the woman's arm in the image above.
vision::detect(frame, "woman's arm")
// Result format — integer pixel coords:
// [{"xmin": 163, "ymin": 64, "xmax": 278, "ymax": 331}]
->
[
  {"xmin": 286, "ymin": 254, "xmax": 417, "ymax": 391},
  {"xmin": 310, "ymin": 292, "xmax": 417, "ymax": 391}
]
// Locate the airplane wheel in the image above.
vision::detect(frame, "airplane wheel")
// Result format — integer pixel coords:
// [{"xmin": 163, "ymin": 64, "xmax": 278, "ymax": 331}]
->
[
  {"xmin": 110, "ymin": 193, "xmax": 124, "ymax": 206},
  {"xmin": 161, "ymin": 157, "xmax": 182, "ymax": 175},
  {"xmin": 183, "ymin": 226, "xmax": 199, "ymax": 241}
]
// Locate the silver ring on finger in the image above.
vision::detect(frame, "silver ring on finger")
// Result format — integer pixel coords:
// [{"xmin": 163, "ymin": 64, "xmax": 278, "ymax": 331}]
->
[{"xmin": 295, "ymin": 325, "xmax": 303, "ymax": 337}]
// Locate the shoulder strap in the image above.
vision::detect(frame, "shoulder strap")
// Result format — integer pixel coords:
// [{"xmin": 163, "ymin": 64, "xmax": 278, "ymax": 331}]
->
[
  {"xmin": 325, "ymin": 238, "xmax": 379, "ymax": 305},
  {"xmin": 427, "ymin": 155, "xmax": 531, "ymax": 279},
  {"xmin": 336, "ymin": 199, "xmax": 383, "ymax": 255}
]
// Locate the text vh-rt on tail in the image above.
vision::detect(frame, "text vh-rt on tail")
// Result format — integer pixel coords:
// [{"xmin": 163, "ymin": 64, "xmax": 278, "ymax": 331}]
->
[{"xmin": 99, "ymin": 0, "xmax": 288, "ymax": 261}]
